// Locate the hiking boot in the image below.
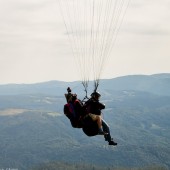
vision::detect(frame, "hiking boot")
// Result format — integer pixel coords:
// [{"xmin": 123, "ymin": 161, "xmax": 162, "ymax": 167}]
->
[{"xmin": 108, "ymin": 140, "xmax": 117, "ymax": 146}]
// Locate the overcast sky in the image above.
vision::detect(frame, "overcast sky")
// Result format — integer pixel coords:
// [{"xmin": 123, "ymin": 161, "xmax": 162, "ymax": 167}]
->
[{"xmin": 0, "ymin": 0, "xmax": 170, "ymax": 84}]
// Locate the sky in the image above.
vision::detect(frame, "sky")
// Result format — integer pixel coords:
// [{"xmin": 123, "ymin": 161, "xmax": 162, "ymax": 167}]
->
[{"xmin": 0, "ymin": 0, "xmax": 170, "ymax": 84}]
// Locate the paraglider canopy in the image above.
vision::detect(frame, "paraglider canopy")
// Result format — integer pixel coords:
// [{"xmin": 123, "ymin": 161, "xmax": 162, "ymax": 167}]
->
[{"xmin": 58, "ymin": 0, "xmax": 130, "ymax": 95}]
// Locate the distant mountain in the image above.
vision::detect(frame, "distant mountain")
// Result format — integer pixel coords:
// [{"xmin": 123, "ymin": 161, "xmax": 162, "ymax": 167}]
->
[
  {"xmin": 0, "ymin": 73, "xmax": 170, "ymax": 96},
  {"xmin": 0, "ymin": 80, "xmax": 71, "ymax": 96},
  {"xmin": 100, "ymin": 73, "xmax": 170, "ymax": 96}
]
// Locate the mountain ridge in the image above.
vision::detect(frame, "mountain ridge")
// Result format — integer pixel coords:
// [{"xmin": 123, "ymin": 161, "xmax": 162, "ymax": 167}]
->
[{"xmin": 0, "ymin": 73, "xmax": 170, "ymax": 96}]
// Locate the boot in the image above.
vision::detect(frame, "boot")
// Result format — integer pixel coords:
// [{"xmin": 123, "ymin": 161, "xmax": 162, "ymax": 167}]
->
[{"xmin": 108, "ymin": 140, "xmax": 117, "ymax": 146}]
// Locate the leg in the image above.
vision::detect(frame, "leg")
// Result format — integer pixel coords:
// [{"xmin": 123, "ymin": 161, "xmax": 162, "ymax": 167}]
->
[
  {"xmin": 89, "ymin": 113, "xmax": 102, "ymax": 128},
  {"xmin": 89, "ymin": 113, "xmax": 105, "ymax": 135},
  {"xmin": 102, "ymin": 119, "xmax": 111, "ymax": 141},
  {"xmin": 102, "ymin": 119, "xmax": 117, "ymax": 145}
]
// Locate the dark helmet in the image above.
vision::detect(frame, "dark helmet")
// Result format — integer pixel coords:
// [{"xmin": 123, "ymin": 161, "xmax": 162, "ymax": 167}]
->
[
  {"xmin": 91, "ymin": 91, "xmax": 101, "ymax": 98},
  {"xmin": 67, "ymin": 87, "xmax": 71, "ymax": 93}
]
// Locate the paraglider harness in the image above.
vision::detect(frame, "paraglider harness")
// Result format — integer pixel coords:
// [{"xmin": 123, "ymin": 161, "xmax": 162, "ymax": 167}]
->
[
  {"xmin": 63, "ymin": 83, "xmax": 100, "ymax": 136},
  {"xmin": 63, "ymin": 98, "xmax": 99, "ymax": 136},
  {"xmin": 64, "ymin": 98, "xmax": 85, "ymax": 128}
]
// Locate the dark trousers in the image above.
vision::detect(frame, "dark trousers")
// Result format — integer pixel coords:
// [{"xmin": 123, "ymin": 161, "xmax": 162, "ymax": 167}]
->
[{"xmin": 102, "ymin": 119, "xmax": 112, "ymax": 142}]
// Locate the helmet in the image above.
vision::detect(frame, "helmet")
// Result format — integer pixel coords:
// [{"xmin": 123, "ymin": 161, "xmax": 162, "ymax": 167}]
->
[
  {"xmin": 91, "ymin": 91, "xmax": 101, "ymax": 98},
  {"xmin": 67, "ymin": 87, "xmax": 71, "ymax": 93}
]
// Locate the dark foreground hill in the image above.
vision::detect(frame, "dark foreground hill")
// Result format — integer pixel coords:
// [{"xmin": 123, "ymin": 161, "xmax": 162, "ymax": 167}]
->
[{"xmin": 0, "ymin": 74, "xmax": 169, "ymax": 170}]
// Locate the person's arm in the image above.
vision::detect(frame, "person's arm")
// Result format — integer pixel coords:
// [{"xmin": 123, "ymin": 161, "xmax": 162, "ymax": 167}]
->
[{"xmin": 98, "ymin": 101, "xmax": 105, "ymax": 110}]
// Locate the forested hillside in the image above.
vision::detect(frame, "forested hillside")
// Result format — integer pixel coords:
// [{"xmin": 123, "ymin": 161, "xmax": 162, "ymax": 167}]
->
[{"xmin": 0, "ymin": 74, "xmax": 169, "ymax": 170}]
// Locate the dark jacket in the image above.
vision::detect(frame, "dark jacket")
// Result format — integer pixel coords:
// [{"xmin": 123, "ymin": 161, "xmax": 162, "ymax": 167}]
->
[{"xmin": 85, "ymin": 98, "xmax": 105, "ymax": 115}]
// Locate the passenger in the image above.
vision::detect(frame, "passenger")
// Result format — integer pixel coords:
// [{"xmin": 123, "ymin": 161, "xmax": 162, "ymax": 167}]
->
[{"xmin": 65, "ymin": 87, "xmax": 73, "ymax": 103}]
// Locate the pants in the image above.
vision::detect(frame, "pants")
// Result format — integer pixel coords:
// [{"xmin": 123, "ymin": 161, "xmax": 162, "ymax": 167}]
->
[{"xmin": 102, "ymin": 119, "xmax": 112, "ymax": 142}]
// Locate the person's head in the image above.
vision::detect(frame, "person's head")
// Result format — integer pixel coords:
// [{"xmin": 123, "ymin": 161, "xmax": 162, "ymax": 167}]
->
[
  {"xmin": 67, "ymin": 87, "xmax": 71, "ymax": 93},
  {"xmin": 72, "ymin": 93, "xmax": 77, "ymax": 101},
  {"xmin": 91, "ymin": 91, "xmax": 101, "ymax": 100}
]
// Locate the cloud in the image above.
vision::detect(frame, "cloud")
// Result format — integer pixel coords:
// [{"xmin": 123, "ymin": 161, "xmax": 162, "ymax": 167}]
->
[
  {"xmin": 120, "ymin": 0, "xmax": 170, "ymax": 37},
  {"xmin": 0, "ymin": 0, "xmax": 63, "ymax": 47},
  {"xmin": 0, "ymin": 0, "xmax": 170, "ymax": 84}
]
